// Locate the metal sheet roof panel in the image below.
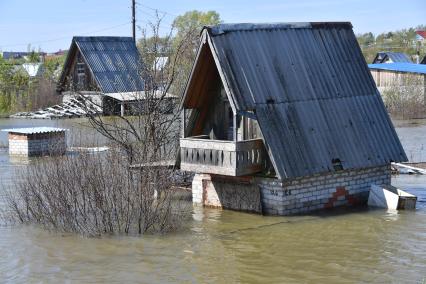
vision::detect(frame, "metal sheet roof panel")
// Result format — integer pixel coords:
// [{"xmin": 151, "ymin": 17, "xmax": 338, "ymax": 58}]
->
[
  {"xmin": 72, "ymin": 36, "xmax": 145, "ymax": 93},
  {"xmin": 209, "ymin": 23, "xmax": 378, "ymax": 110},
  {"xmin": 1, "ymin": 127, "xmax": 67, "ymax": 134},
  {"xmin": 372, "ymin": 52, "xmax": 412, "ymax": 64},
  {"xmin": 369, "ymin": 63, "xmax": 426, "ymax": 75}
]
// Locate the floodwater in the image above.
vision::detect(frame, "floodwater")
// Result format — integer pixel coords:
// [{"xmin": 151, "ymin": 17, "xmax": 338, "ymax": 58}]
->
[{"xmin": 0, "ymin": 118, "xmax": 426, "ymax": 283}]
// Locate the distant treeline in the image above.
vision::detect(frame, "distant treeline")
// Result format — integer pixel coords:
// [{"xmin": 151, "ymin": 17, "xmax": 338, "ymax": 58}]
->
[
  {"xmin": 0, "ymin": 53, "xmax": 64, "ymax": 115},
  {"xmin": 357, "ymin": 25, "xmax": 426, "ymax": 63}
]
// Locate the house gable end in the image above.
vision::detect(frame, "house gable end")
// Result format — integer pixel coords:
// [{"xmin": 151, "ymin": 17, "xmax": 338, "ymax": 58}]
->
[{"xmin": 57, "ymin": 39, "xmax": 100, "ymax": 92}]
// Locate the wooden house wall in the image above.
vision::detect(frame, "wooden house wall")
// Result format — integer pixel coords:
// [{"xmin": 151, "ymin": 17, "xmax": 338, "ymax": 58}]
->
[
  {"xmin": 370, "ymin": 70, "xmax": 425, "ymax": 88},
  {"xmin": 63, "ymin": 49, "xmax": 98, "ymax": 92}
]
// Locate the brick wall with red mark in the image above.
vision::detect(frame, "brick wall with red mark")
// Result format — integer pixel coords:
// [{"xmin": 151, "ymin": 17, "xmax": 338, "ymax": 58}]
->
[
  {"xmin": 260, "ymin": 165, "xmax": 391, "ymax": 215},
  {"xmin": 323, "ymin": 186, "xmax": 361, "ymax": 209},
  {"xmin": 191, "ymin": 165, "xmax": 391, "ymax": 216}
]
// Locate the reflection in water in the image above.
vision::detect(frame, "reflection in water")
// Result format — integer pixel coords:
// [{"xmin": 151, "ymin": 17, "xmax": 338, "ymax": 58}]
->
[
  {"xmin": 7, "ymin": 155, "xmax": 31, "ymax": 165},
  {"xmin": 0, "ymin": 118, "xmax": 426, "ymax": 282}
]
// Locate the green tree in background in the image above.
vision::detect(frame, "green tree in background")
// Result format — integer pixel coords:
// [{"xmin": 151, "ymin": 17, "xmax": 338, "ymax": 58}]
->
[
  {"xmin": 27, "ymin": 50, "xmax": 40, "ymax": 63},
  {"xmin": 0, "ymin": 55, "xmax": 33, "ymax": 114},
  {"xmin": 136, "ymin": 10, "xmax": 221, "ymax": 95},
  {"xmin": 173, "ymin": 10, "xmax": 221, "ymax": 41},
  {"xmin": 357, "ymin": 32, "xmax": 375, "ymax": 47},
  {"xmin": 44, "ymin": 53, "xmax": 67, "ymax": 80},
  {"xmin": 0, "ymin": 52, "xmax": 65, "ymax": 115},
  {"xmin": 357, "ymin": 24, "xmax": 426, "ymax": 63},
  {"xmin": 171, "ymin": 10, "xmax": 221, "ymax": 95}
]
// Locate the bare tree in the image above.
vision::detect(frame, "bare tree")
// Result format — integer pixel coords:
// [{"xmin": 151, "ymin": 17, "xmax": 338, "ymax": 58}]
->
[
  {"xmin": 80, "ymin": 16, "xmax": 193, "ymax": 165},
  {"xmin": 382, "ymin": 74, "xmax": 426, "ymax": 119},
  {"xmin": 3, "ymin": 17, "xmax": 195, "ymax": 236},
  {"xmin": 4, "ymin": 149, "xmax": 189, "ymax": 236}
]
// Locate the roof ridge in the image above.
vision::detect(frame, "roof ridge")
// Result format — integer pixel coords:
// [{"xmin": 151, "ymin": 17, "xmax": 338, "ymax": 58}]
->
[
  {"xmin": 73, "ymin": 36, "xmax": 134, "ymax": 42},
  {"xmin": 205, "ymin": 22, "xmax": 352, "ymax": 35}
]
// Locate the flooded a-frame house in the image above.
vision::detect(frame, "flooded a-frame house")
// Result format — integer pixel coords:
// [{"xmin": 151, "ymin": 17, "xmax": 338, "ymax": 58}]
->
[{"xmin": 179, "ymin": 22, "xmax": 408, "ymax": 215}]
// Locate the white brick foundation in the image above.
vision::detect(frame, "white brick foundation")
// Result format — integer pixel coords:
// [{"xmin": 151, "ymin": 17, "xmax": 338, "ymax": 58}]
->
[{"xmin": 192, "ymin": 165, "xmax": 391, "ymax": 215}]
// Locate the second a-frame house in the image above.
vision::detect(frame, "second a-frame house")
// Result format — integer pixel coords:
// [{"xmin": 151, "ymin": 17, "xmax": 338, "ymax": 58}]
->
[{"xmin": 57, "ymin": 36, "xmax": 145, "ymax": 115}]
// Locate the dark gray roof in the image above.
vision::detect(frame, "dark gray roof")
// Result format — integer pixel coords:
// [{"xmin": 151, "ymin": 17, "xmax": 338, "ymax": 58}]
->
[
  {"xmin": 59, "ymin": 36, "xmax": 144, "ymax": 93},
  {"xmin": 372, "ymin": 52, "xmax": 412, "ymax": 64},
  {"xmin": 1, "ymin": 51, "xmax": 29, "ymax": 60},
  {"xmin": 185, "ymin": 22, "xmax": 407, "ymax": 179}
]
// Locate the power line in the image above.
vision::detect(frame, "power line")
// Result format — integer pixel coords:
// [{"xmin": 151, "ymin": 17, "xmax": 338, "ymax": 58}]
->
[
  {"xmin": 136, "ymin": 2, "xmax": 178, "ymax": 17},
  {"xmin": 1, "ymin": 3, "xmax": 178, "ymax": 50},
  {"xmin": 0, "ymin": 22, "xmax": 131, "ymax": 50}
]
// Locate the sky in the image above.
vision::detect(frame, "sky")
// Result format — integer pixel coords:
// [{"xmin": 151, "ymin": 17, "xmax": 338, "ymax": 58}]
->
[{"xmin": 0, "ymin": 0, "xmax": 425, "ymax": 52}]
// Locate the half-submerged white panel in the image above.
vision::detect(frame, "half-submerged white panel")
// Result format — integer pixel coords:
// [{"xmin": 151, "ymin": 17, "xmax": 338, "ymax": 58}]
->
[{"xmin": 368, "ymin": 184, "xmax": 417, "ymax": 210}]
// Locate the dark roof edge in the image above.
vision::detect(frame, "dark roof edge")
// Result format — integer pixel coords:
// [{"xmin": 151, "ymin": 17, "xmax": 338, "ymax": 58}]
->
[
  {"xmin": 72, "ymin": 36, "xmax": 135, "ymax": 42},
  {"xmin": 57, "ymin": 39, "xmax": 78, "ymax": 92},
  {"xmin": 205, "ymin": 22, "xmax": 352, "ymax": 35}
]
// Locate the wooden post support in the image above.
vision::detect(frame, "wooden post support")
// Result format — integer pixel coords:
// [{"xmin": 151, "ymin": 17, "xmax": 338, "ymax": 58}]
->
[
  {"xmin": 181, "ymin": 108, "xmax": 186, "ymax": 138},
  {"xmin": 120, "ymin": 103, "xmax": 125, "ymax": 117},
  {"xmin": 233, "ymin": 113, "xmax": 238, "ymax": 142}
]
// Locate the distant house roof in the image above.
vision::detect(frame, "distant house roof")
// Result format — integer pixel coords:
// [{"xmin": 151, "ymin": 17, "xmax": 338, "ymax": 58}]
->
[
  {"xmin": 58, "ymin": 36, "xmax": 144, "ymax": 93},
  {"xmin": 368, "ymin": 63, "xmax": 426, "ymax": 75},
  {"xmin": 22, "ymin": 63, "xmax": 44, "ymax": 77},
  {"xmin": 1, "ymin": 127, "xmax": 67, "ymax": 134},
  {"xmin": 1, "ymin": 51, "xmax": 29, "ymax": 60},
  {"xmin": 372, "ymin": 52, "xmax": 412, "ymax": 64},
  {"xmin": 416, "ymin": 30, "xmax": 426, "ymax": 40},
  {"xmin": 182, "ymin": 22, "xmax": 407, "ymax": 179}
]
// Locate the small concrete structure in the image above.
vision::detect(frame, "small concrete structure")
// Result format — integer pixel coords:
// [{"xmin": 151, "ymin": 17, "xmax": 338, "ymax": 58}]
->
[{"xmin": 2, "ymin": 127, "xmax": 67, "ymax": 156}]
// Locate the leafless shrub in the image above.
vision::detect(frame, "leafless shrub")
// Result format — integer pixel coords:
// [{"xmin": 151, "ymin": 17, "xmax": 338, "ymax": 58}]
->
[
  {"xmin": 4, "ymin": 148, "xmax": 190, "ymax": 236},
  {"xmin": 382, "ymin": 75, "xmax": 426, "ymax": 119}
]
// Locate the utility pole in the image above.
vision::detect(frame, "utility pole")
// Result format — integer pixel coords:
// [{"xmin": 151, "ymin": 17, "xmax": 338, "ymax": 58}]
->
[{"xmin": 132, "ymin": 0, "xmax": 136, "ymax": 43}]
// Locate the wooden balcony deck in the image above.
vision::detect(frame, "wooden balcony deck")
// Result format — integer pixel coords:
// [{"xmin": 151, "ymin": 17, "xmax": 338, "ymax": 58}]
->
[{"xmin": 180, "ymin": 135, "xmax": 266, "ymax": 176}]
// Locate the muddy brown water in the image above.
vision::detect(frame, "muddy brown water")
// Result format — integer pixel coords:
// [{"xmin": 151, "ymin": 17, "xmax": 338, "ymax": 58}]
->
[{"xmin": 0, "ymin": 118, "xmax": 426, "ymax": 283}]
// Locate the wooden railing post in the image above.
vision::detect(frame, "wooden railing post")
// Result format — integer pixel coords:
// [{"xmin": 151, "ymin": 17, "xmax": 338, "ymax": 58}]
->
[
  {"xmin": 233, "ymin": 114, "xmax": 238, "ymax": 142},
  {"xmin": 181, "ymin": 108, "xmax": 186, "ymax": 138}
]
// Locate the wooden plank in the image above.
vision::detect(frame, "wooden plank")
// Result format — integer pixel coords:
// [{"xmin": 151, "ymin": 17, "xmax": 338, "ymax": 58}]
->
[{"xmin": 180, "ymin": 139, "xmax": 237, "ymax": 151}]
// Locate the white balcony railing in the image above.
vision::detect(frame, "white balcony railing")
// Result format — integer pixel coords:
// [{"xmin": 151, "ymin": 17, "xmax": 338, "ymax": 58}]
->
[{"xmin": 180, "ymin": 135, "xmax": 266, "ymax": 176}]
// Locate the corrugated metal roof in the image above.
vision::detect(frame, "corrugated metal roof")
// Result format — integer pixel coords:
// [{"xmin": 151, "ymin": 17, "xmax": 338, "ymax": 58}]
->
[
  {"xmin": 1, "ymin": 127, "xmax": 67, "ymax": 134},
  {"xmin": 1, "ymin": 51, "xmax": 29, "ymax": 60},
  {"xmin": 184, "ymin": 22, "xmax": 407, "ymax": 179},
  {"xmin": 369, "ymin": 63, "xmax": 426, "ymax": 75},
  {"xmin": 372, "ymin": 52, "xmax": 412, "ymax": 64},
  {"xmin": 60, "ymin": 36, "xmax": 145, "ymax": 93},
  {"xmin": 416, "ymin": 30, "xmax": 426, "ymax": 39}
]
